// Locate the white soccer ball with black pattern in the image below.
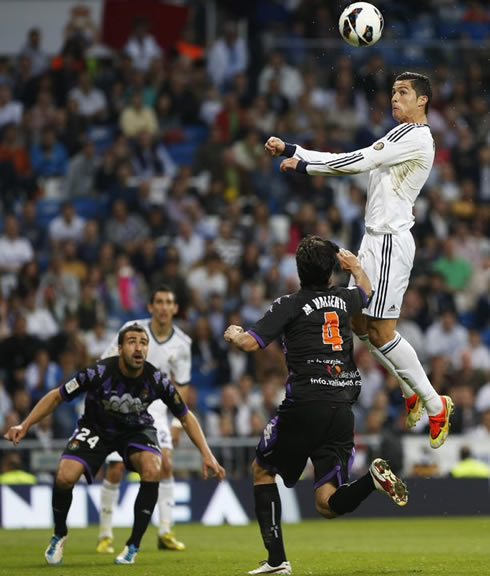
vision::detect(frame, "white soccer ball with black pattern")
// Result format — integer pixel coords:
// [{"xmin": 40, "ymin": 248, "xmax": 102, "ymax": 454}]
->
[{"xmin": 339, "ymin": 2, "xmax": 384, "ymax": 47}]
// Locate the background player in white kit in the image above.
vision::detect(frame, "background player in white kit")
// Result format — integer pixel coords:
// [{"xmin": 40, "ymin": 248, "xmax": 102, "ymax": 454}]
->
[
  {"xmin": 96, "ymin": 285, "xmax": 191, "ymax": 553},
  {"xmin": 265, "ymin": 72, "xmax": 453, "ymax": 450}
]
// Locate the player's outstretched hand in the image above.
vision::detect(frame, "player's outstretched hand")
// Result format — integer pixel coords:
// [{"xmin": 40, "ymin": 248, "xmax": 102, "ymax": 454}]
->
[
  {"xmin": 280, "ymin": 158, "xmax": 299, "ymax": 172},
  {"xmin": 264, "ymin": 136, "xmax": 285, "ymax": 156},
  {"xmin": 337, "ymin": 248, "xmax": 361, "ymax": 273},
  {"xmin": 4, "ymin": 424, "xmax": 27, "ymax": 445},
  {"xmin": 224, "ymin": 325, "xmax": 244, "ymax": 343},
  {"xmin": 202, "ymin": 452, "xmax": 226, "ymax": 481}
]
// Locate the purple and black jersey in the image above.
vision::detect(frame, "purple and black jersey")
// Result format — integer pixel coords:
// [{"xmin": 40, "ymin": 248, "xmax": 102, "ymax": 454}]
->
[
  {"xmin": 59, "ymin": 356, "xmax": 188, "ymax": 438},
  {"xmin": 249, "ymin": 286, "xmax": 367, "ymax": 404}
]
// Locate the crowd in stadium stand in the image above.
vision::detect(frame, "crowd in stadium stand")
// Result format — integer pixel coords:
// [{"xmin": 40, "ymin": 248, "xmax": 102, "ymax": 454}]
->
[{"xmin": 0, "ymin": 0, "xmax": 488, "ymax": 478}]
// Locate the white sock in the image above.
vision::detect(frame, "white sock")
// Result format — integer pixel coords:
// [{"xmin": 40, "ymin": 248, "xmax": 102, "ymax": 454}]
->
[
  {"xmin": 158, "ymin": 478, "xmax": 174, "ymax": 535},
  {"xmin": 99, "ymin": 479, "xmax": 120, "ymax": 539},
  {"xmin": 379, "ymin": 333, "xmax": 443, "ymax": 415},
  {"xmin": 358, "ymin": 334, "xmax": 415, "ymax": 399}
]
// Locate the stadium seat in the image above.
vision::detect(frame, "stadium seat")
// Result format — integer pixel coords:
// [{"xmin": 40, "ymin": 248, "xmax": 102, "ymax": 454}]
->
[
  {"xmin": 182, "ymin": 125, "xmax": 208, "ymax": 146},
  {"xmin": 86, "ymin": 125, "xmax": 117, "ymax": 155},
  {"xmin": 35, "ymin": 198, "xmax": 64, "ymax": 226},
  {"xmin": 167, "ymin": 142, "xmax": 197, "ymax": 166}
]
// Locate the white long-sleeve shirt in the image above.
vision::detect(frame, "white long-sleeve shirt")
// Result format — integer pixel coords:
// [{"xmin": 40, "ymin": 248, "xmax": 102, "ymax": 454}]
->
[{"xmin": 289, "ymin": 123, "xmax": 435, "ymax": 235}]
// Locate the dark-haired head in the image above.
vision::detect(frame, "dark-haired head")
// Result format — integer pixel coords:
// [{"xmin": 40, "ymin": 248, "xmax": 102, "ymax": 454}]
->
[
  {"xmin": 150, "ymin": 284, "xmax": 175, "ymax": 304},
  {"xmin": 296, "ymin": 235, "xmax": 339, "ymax": 290},
  {"xmin": 395, "ymin": 71, "xmax": 432, "ymax": 114},
  {"xmin": 118, "ymin": 323, "xmax": 149, "ymax": 346}
]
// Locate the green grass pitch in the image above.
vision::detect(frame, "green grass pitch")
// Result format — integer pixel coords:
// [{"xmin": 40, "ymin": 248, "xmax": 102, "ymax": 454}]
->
[{"xmin": 1, "ymin": 517, "xmax": 489, "ymax": 576}]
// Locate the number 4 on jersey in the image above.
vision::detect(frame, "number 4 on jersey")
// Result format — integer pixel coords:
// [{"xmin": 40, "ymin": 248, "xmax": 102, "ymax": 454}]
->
[{"xmin": 322, "ymin": 311, "xmax": 343, "ymax": 351}]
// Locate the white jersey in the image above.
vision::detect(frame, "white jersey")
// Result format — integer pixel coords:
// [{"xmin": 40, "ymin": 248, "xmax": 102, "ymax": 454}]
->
[
  {"xmin": 102, "ymin": 318, "xmax": 192, "ymax": 386},
  {"xmin": 292, "ymin": 123, "xmax": 435, "ymax": 235}
]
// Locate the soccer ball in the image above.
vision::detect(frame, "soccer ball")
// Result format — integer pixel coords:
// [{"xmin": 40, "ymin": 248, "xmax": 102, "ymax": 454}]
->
[{"xmin": 339, "ymin": 2, "xmax": 384, "ymax": 47}]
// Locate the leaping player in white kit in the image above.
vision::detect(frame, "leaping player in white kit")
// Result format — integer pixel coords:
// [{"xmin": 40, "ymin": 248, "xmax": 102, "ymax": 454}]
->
[
  {"xmin": 96, "ymin": 285, "xmax": 191, "ymax": 553},
  {"xmin": 265, "ymin": 71, "xmax": 453, "ymax": 450}
]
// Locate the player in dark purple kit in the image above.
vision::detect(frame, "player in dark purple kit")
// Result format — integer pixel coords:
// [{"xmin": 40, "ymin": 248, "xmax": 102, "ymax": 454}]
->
[
  {"xmin": 224, "ymin": 236, "xmax": 408, "ymax": 575},
  {"xmin": 4, "ymin": 324, "xmax": 225, "ymax": 566}
]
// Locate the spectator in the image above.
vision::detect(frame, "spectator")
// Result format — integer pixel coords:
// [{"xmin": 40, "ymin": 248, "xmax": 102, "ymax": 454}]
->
[
  {"xmin": 0, "ymin": 82, "xmax": 23, "ymax": 128},
  {"xmin": 188, "ymin": 251, "xmax": 228, "ymax": 303},
  {"xmin": 124, "ymin": 17, "xmax": 162, "ymax": 72},
  {"xmin": 30, "ymin": 126, "xmax": 68, "ymax": 178},
  {"xmin": 104, "ymin": 198, "xmax": 150, "ymax": 254},
  {"xmin": 48, "ymin": 201, "xmax": 86, "ymax": 247},
  {"xmin": 18, "ymin": 27, "xmax": 48, "ymax": 78},
  {"xmin": 68, "ymin": 71, "xmax": 107, "ymax": 123},
  {"xmin": 433, "ymin": 236, "xmax": 473, "ymax": 292},
  {"xmin": 207, "ymin": 22, "xmax": 248, "ymax": 91},
  {"xmin": 65, "ymin": 138, "xmax": 97, "ymax": 196},
  {"xmin": 22, "ymin": 289, "xmax": 59, "ymax": 341},
  {"xmin": 0, "ymin": 214, "xmax": 34, "ymax": 281},
  {"xmin": 120, "ymin": 91, "xmax": 158, "ymax": 138},
  {"xmin": 425, "ymin": 309, "xmax": 469, "ymax": 367}
]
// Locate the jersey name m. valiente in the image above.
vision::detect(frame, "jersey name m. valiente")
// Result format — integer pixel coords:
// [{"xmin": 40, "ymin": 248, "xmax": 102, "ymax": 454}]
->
[{"xmin": 248, "ymin": 286, "xmax": 368, "ymax": 404}]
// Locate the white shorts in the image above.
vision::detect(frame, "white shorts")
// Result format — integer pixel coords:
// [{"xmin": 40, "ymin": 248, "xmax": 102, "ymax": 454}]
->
[
  {"xmin": 105, "ymin": 400, "xmax": 172, "ymax": 464},
  {"xmin": 350, "ymin": 231, "xmax": 415, "ymax": 319}
]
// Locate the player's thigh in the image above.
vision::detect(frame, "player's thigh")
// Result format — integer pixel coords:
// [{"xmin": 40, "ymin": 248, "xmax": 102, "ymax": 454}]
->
[
  {"xmin": 310, "ymin": 405, "xmax": 355, "ymax": 489},
  {"xmin": 355, "ymin": 232, "xmax": 414, "ymax": 319},
  {"xmin": 62, "ymin": 424, "xmax": 111, "ymax": 484},
  {"xmin": 121, "ymin": 428, "xmax": 162, "ymax": 481},
  {"xmin": 129, "ymin": 450, "xmax": 162, "ymax": 482},
  {"xmin": 256, "ymin": 411, "xmax": 308, "ymax": 488}
]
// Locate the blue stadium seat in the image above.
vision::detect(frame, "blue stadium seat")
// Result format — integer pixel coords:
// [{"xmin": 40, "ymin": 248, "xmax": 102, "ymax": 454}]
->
[
  {"xmin": 86, "ymin": 125, "xmax": 117, "ymax": 155},
  {"xmin": 482, "ymin": 328, "xmax": 490, "ymax": 348},
  {"xmin": 167, "ymin": 142, "xmax": 197, "ymax": 166},
  {"xmin": 183, "ymin": 125, "xmax": 208, "ymax": 146},
  {"xmin": 35, "ymin": 198, "xmax": 63, "ymax": 226}
]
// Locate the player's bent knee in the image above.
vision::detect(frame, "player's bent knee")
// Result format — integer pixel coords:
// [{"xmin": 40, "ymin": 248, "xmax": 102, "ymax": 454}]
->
[
  {"xmin": 315, "ymin": 500, "xmax": 338, "ymax": 519},
  {"xmin": 56, "ymin": 462, "xmax": 82, "ymax": 489},
  {"xmin": 252, "ymin": 459, "xmax": 273, "ymax": 484}
]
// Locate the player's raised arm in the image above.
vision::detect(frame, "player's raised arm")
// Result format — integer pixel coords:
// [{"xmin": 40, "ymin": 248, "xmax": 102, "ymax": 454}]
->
[
  {"xmin": 180, "ymin": 411, "xmax": 225, "ymax": 481},
  {"xmin": 3, "ymin": 388, "xmax": 64, "ymax": 445},
  {"xmin": 337, "ymin": 249, "xmax": 372, "ymax": 298},
  {"xmin": 273, "ymin": 128, "xmax": 427, "ymax": 176}
]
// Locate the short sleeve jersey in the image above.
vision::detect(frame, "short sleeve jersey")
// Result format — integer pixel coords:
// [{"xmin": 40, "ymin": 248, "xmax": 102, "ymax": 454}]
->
[
  {"xmin": 249, "ymin": 286, "xmax": 367, "ymax": 403},
  {"xmin": 59, "ymin": 357, "xmax": 188, "ymax": 437}
]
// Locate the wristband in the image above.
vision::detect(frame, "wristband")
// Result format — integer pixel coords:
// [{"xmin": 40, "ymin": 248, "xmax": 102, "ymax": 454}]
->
[{"xmin": 171, "ymin": 417, "xmax": 183, "ymax": 429}]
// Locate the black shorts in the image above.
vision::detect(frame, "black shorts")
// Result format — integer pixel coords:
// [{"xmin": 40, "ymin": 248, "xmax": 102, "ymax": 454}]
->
[
  {"xmin": 61, "ymin": 422, "xmax": 161, "ymax": 483},
  {"xmin": 256, "ymin": 401, "xmax": 355, "ymax": 489}
]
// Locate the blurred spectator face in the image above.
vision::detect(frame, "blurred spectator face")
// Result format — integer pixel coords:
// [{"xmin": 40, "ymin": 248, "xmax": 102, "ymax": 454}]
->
[
  {"xmin": 112, "ymin": 200, "xmax": 128, "ymax": 221},
  {"xmin": 0, "ymin": 84, "xmax": 11, "ymax": 106},
  {"xmin": 221, "ymin": 385, "xmax": 238, "ymax": 411},
  {"xmin": 13, "ymin": 389, "xmax": 30, "ymax": 414},
  {"xmin": 40, "ymin": 127, "xmax": 56, "ymax": 149},
  {"xmin": 1, "ymin": 122, "xmax": 18, "ymax": 145},
  {"xmin": 61, "ymin": 203, "xmax": 75, "ymax": 223},
  {"xmin": 131, "ymin": 92, "xmax": 144, "ymax": 109},
  {"xmin": 4, "ymin": 214, "xmax": 19, "ymax": 239},
  {"xmin": 12, "ymin": 314, "xmax": 27, "ymax": 336},
  {"xmin": 238, "ymin": 374, "xmax": 253, "ymax": 399},
  {"xmin": 84, "ymin": 219, "xmax": 99, "ymax": 242},
  {"xmin": 29, "ymin": 28, "xmax": 41, "ymax": 48},
  {"xmin": 440, "ymin": 310, "xmax": 456, "ymax": 331},
  {"xmin": 22, "ymin": 200, "xmax": 37, "ymax": 222}
]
